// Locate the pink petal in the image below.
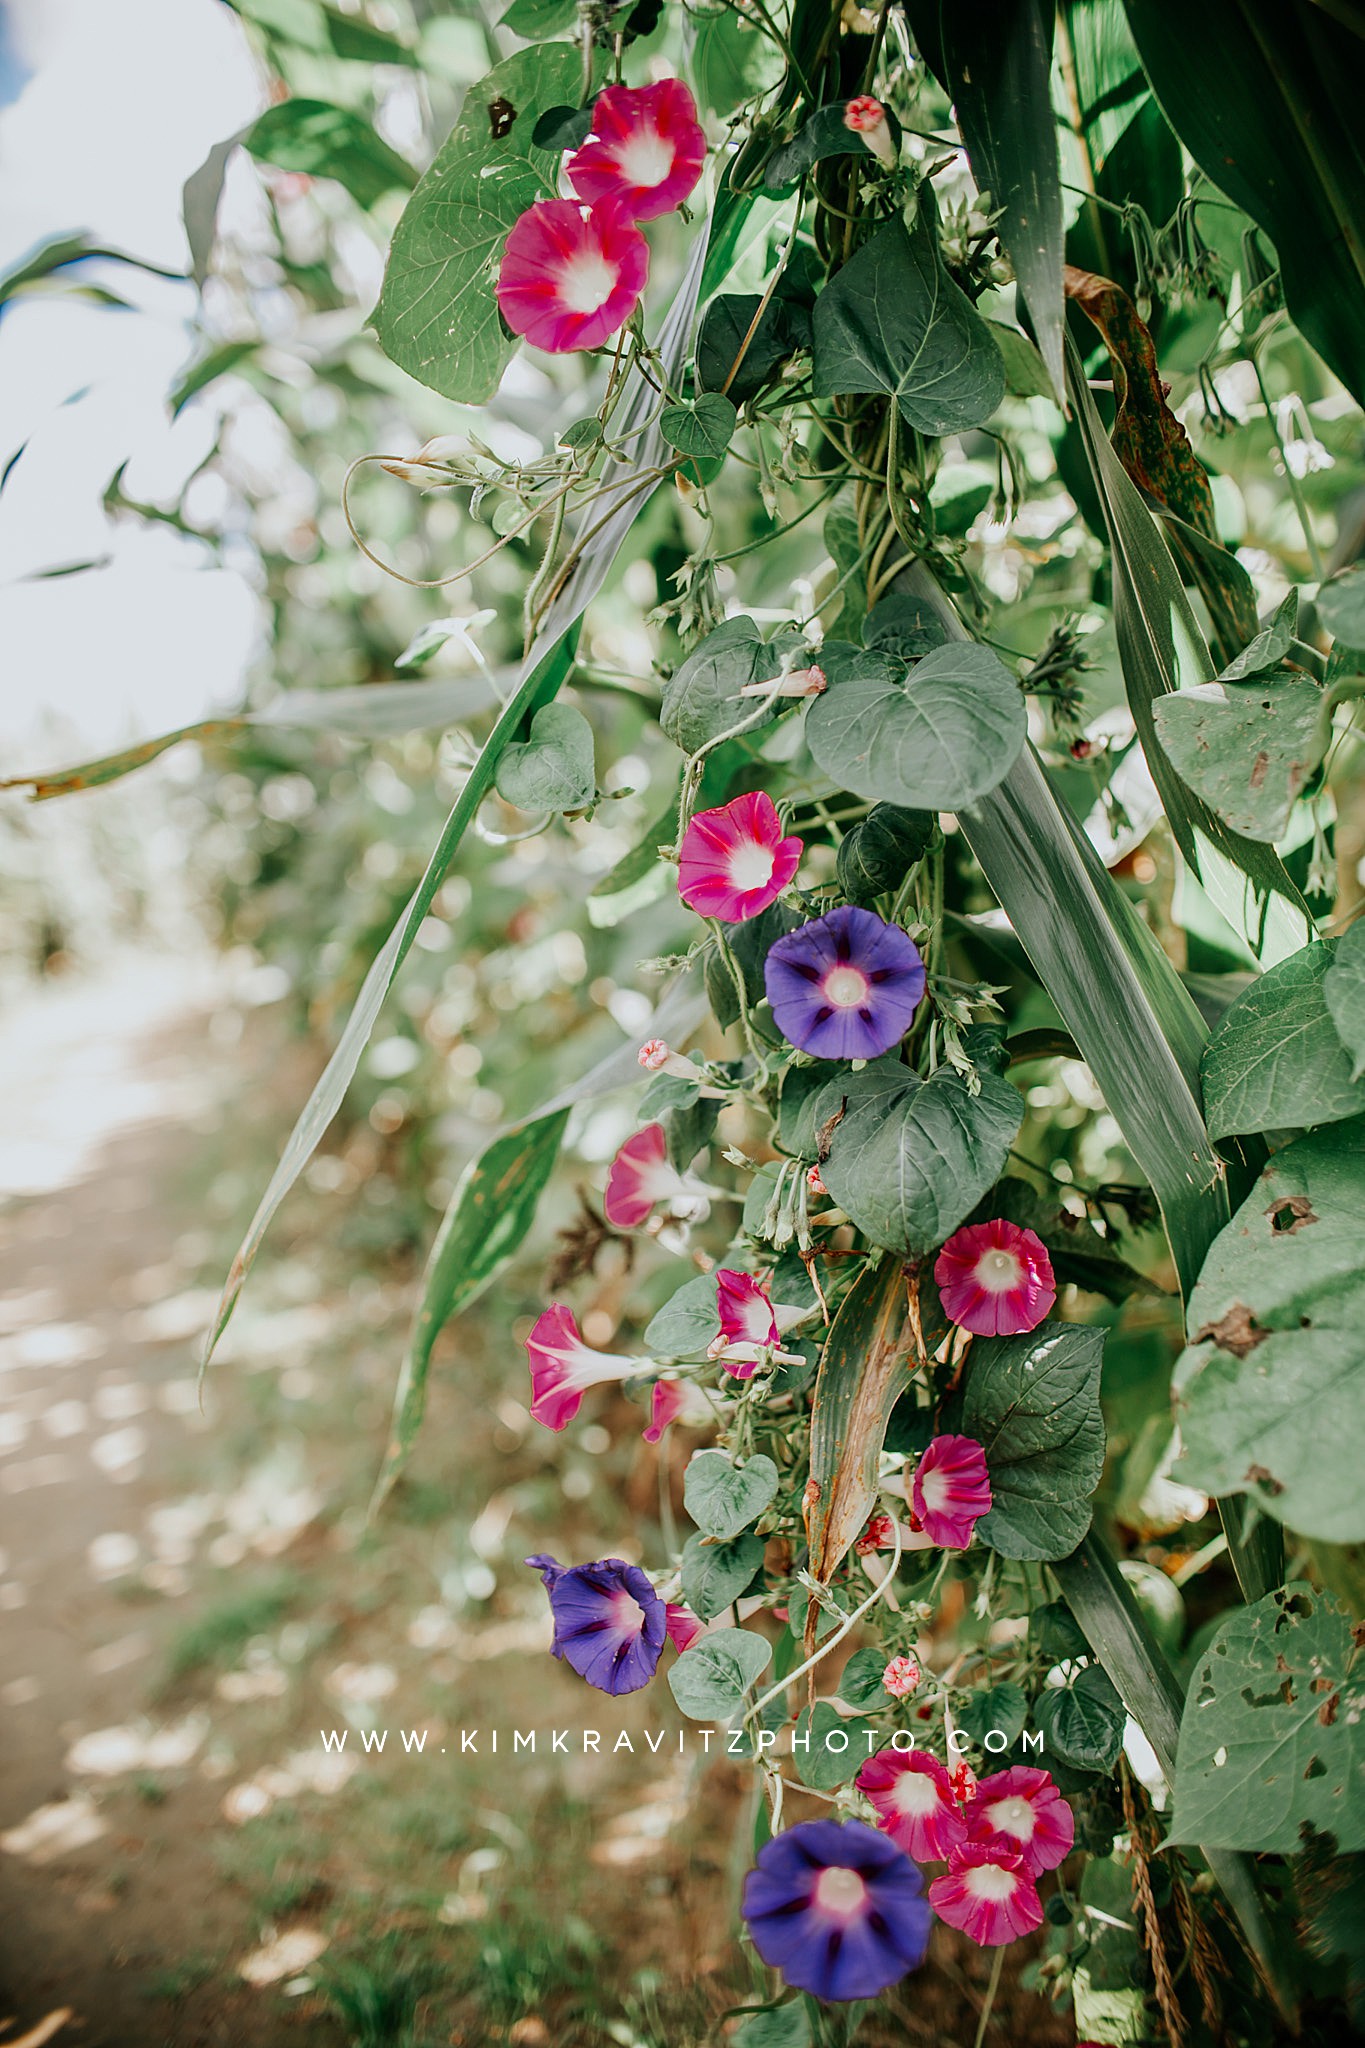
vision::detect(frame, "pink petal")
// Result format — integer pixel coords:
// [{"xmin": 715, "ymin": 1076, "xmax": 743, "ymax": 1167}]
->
[
  {"xmin": 665, "ymin": 1602, "xmax": 705, "ymax": 1652},
  {"xmin": 604, "ymin": 1124, "xmax": 685, "ymax": 1228},
  {"xmin": 496, "ymin": 198, "xmax": 648, "ymax": 354},
  {"xmin": 965, "ymin": 1766, "xmax": 1074, "ymax": 1877},
  {"xmin": 566, "ymin": 79, "xmax": 706, "ymax": 222},
  {"xmin": 928, "ymin": 1846, "xmax": 1042, "ymax": 1947},
  {"xmin": 715, "ymin": 1268, "xmax": 779, "ymax": 1350},
  {"xmin": 643, "ymin": 1378, "xmax": 687, "ymax": 1444},
  {"xmin": 525, "ymin": 1303, "xmax": 638, "ymax": 1431},
  {"xmin": 934, "ymin": 1219, "xmax": 1056, "ymax": 1337},
  {"xmin": 856, "ymin": 1748, "xmax": 967, "ymax": 1862},
  {"xmin": 677, "ymin": 792, "xmax": 802, "ymax": 923},
  {"xmin": 910, "ymin": 1435, "xmax": 992, "ymax": 1549}
]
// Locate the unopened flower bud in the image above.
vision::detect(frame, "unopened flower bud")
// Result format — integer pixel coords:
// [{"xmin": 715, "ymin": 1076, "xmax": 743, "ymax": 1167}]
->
[
  {"xmin": 882, "ymin": 1654, "xmax": 921, "ymax": 1699},
  {"xmin": 739, "ymin": 664, "xmax": 827, "ymax": 701},
  {"xmin": 843, "ymin": 96, "xmax": 897, "ymax": 171},
  {"xmin": 807, "ymin": 1165, "xmax": 828, "ymax": 1196},
  {"xmin": 637, "ymin": 1040, "xmax": 707, "ymax": 1083}
]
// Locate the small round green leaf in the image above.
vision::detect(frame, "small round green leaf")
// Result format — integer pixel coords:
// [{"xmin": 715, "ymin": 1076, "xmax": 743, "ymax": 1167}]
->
[
  {"xmin": 495, "ymin": 701, "xmax": 596, "ymax": 813},
  {"xmin": 667, "ymin": 1625, "xmax": 771, "ymax": 1720}
]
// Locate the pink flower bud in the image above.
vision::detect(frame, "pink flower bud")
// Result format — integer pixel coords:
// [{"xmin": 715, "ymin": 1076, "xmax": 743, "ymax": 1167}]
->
[
  {"xmin": 882, "ymin": 1654, "xmax": 921, "ymax": 1699},
  {"xmin": 843, "ymin": 97, "xmax": 897, "ymax": 170}
]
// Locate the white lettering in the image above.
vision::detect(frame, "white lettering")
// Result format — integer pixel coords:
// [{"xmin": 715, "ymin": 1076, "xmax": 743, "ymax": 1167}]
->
[
  {"xmin": 320, "ymin": 1730, "xmax": 347, "ymax": 1752},
  {"xmin": 514, "ymin": 1730, "xmax": 535, "ymax": 1752},
  {"xmin": 361, "ymin": 1729, "xmax": 388, "ymax": 1753},
  {"xmin": 401, "ymin": 1729, "xmax": 428, "ymax": 1754}
]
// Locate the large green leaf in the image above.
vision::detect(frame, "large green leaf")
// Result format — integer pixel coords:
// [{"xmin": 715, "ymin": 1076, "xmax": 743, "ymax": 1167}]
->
[
  {"xmin": 373, "ymin": 44, "xmax": 580, "ymax": 403},
  {"xmin": 1067, "ymin": 347, "xmax": 1311, "ymax": 966},
  {"xmin": 955, "ymin": 1324, "xmax": 1107, "ymax": 1560},
  {"xmin": 1173, "ymin": 1118, "xmax": 1365, "ymax": 1542},
  {"xmin": 1201, "ymin": 941, "xmax": 1365, "ymax": 1142},
  {"xmin": 1035, "ymin": 1663, "xmax": 1127, "ymax": 1771},
  {"xmin": 1167, "ymin": 1583, "xmax": 1365, "ymax": 1853},
  {"xmin": 370, "ymin": 1110, "xmax": 569, "ymax": 1512},
  {"xmin": 933, "ymin": 0, "xmax": 1064, "ymax": 403},
  {"xmin": 818, "ymin": 1063, "xmax": 1024, "ymax": 1257},
  {"xmin": 811, "ymin": 205, "xmax": 1006, "ymax": 435},
  {"xmin": 644, "ymin": 1273, "xmax": 722, "ymax": 1360},
  {"xmin": 1152, "ymin": 674, "xmax": 1326, "ymax": 843},
  {"xmin": 243, "ymin": 100, "xmax": 416, "ymax": 208},
  {"xmin": 681, "ymin": 1531, "xmax": 765, "ymax": 1622},
  {"xmin": 1122, "ymin": 0, "xmax": 1365, "ymax": 407},
  {"xmin": 805, "ymin": 642, "xmax": 1027, "ymax": 812}
]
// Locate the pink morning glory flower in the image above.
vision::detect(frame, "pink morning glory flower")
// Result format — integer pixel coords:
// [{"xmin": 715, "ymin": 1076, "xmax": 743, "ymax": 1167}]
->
[
  {"xmin": 857, "ymin": 1749, "xmax": 967, "ymax": 1863},
  {"xmin": 496, "ymin": 198, "xmax": 648, "ymax": 354},
  {"xmin": 565, "ymin": 80, "xmax": 706, "ymax": 223},
  {"xmin": 965, "ymin": 1767, "xmax": 1074, "ymax": 1877},
  {"xmin": 741, "ymin": 1817, "xmax": 931, "ymax": 2001},
  {"xmin": 525, "ymin": 1303, "xmax": 641, "ymax": 1431},
  {"xmin": 677, "ymin": 791, "xmax": 802, "ymax": 924},
  {"xmin": 641, "ymin": 1375, "xmax": 711, "ymax": 1443},
  {"xmin": 934, "ymin": 1218, "xmax": 1057, "ymax": 1337},
  {"xmin": 707, "ymin": 1268, "xmax": 807, "ymax": 1377},
  {"xmin": 664, "ymin": 1602, "xmax": 705, "ymax": 1652},
  {"xmin": 526, "ymin": 1553, "xmax": 665, "ymax": 1695},
  {"xmin": 910, "ymin": 1434, "xmax": 992, "ymax": 1548},
  {"xmin": 764, "ymin": 904, "xmax": 925, "ymax": 1060},
  {"xmin": 603, "ymin": 1123, "xmax": 705, "ymax": 1229},
  {"xmin": 882, "ymin": 1655, "xmax": 921, "ymax": 1699},
  {"xmin": 928, "ymin": 1843, "xmax": 1044, "ymax": 1947}
]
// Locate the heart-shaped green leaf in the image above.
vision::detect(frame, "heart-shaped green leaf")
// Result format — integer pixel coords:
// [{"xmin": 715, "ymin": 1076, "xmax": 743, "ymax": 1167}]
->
[
  {"xmin": 495, "ymin": 701, "xmax": 596, "ymax": 812},
  {"xmin": 680, "ymin": 1532, "xmax": 765, "ymax": 1622},
  {"xmin": 1202, "ymin": 941, "xmax": 1365, "ymax": 1141},
  {"xmin": 806, "ymin": 643, "xmax": 1026, "ymax": 812},
  {"xmin": 660, "ymin": 393, "xmax": 737, "ymax": 460},
  {"xmin": 684, "ymin": 1451, "xmax": 779, "ymax": 1539},
  {"xmin": 811, "ymin": 203, "xmax": 1006, "ymax": 434},
  {"xmin": 660, "ymin": 614, "xmax": 784, "ymax": 754},
  {"xmin": 668, "ymin": 1625, "xmax": 772, "ymax": 1720}
]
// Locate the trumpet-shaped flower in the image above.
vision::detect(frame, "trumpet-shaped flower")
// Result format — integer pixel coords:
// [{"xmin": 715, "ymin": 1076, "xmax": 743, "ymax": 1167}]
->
[
  {"xmin": 741, "ymin": 1818, "xmax": 931, "ymax": 2001},
  {"xmin": 857, "ymin": 1748, "xmax": 967, "ymax": 1862},
  {"xmin": 603, "ymin": 1124, "xmax": 703, "ymax": 1229},
  {"xmin": 677, "ymin": 792, "xmax": 802, "ymax": 924},
  {"xmin": 526, "ymin": 1553, "xmax": 665, "ymax": 1695},
  {"xmin": 928, "ymin": 1843, "xmax": 1043, "ymax": 1947},
  {"xmin": 909, "ymin": 1434, "xmax": 992, "ymax": 1548},
  {"xmin": 566, "ymin": 79, "xmax": 706, "ymax": 222},
  {"xmin": 496, "ymin": 198, "xmax": 648, "ymax": 354},
  {"xmin": 764, "ymin": 905, "xmax": 925, "ymax": 1060},
  {"xmin": 934, "ymin": 1218, "xmax": 1056, "ymax": 1337},
  {"xmin": 641, "ymin": 1376, "xmax": 711, "ymax": 1443},
  {"xmin": 708, "ymin": 1268, "xmax": 807, "ymax": 1377},
  {"xmin": 525, "ymin": 1304, "xmax": 640, "ymax": 1431},
  {"xmin": 965, "ymin": 1766, "xmax": 1074, "ymax": 1877}
]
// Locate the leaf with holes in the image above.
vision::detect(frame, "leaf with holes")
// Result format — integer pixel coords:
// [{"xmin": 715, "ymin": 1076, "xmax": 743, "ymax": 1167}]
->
[
  {"xmin": 811, "ymin": 203, "xmax": 1006, "ymax": 435},
  {"xmin": 1167, "ymin": 1583, "xmax": 1365, "ymax": 1853},
  {"xmin": 954, "ymin": 1323, "xmax": 1107, "ymax": 1560},
  {"xmin": 374, "ymin": 44, "xmax": 580, "ymax": 403},
  {"xmin": 1202, "ymin": 942, "xmax": 1365, "ymax": 1141},
  {"xmin": 1152, "ymin": 675, "xmax": 1326, "ymax": 843},
  {"xmin": 806, "ymin": 643, "xmax": 1026, "ymax": 813},
  {"xmin": 1173, "ymin": 1117, "xmax": 1365, "ymax": 1542}
]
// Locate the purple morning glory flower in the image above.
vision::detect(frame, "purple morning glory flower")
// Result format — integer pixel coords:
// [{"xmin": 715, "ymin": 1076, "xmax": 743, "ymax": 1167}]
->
[
  {"xmin": 741, "ymin": 1817, "xmax": 932, "ymax": 2001},
  {"xmin": 526, "ymin": 1553, "xmax": 666, "ymax": 1695},
  {"xmin": 763, "ymin": 904, "xmax": 925, "ymax": 1059}
]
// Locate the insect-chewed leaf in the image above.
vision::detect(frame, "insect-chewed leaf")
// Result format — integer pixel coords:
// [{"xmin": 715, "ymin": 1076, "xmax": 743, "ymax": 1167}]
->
[{"xmin": 1167, "ymin": 1583, "xmax": 1365, "ymax": 1853}]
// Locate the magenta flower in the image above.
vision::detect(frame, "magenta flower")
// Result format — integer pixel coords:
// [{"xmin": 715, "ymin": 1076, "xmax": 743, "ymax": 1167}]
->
[
  {"xmin": 882, "ymin": 1655, "xmax": 921, "ymax": 1700},
  {"xmin": 566, "ymin": 79, "xmax": 706, "ymax": 223},
  {"xmin": 526, "ymin": 1554, "xmax": 666, "ymax": 1695},
  {"xmin": 934, "ymin": 1219, "xmax": 1057, "ymax": 1337},
  {"xmin": 857, "ymin": 1748, "xmax": 967, "ymax": 1862},
  {"xmin": 965, "ymin": 1766, "xmax": 1074, "ymax": 1877},
  {"xmin": 928, "ymin": 1843, "xmax": 1043, "ymax": 1947},
  {"xmin": 741, "ymin": 1818, "xmax": 931, "ymax": 2001},
  {"xmin": 641, "ymin": 1376, "xmax": 711, "ymax": 1443},
  {"xmin": 843, "ymin": 94, "xmax": 897, "ymax": 170},
  {"xmin": 525, "ymin": 1304, "xmax": 640, "ymax": 1431},
  {"xmin": 708, "ymin": 1268, "xmax": 806, "ymax": 1377},
  {"xmin": 764, "ymin": 905, "xmax": 925, "ymax": 1060},
  {"xmin": 603, "ymin": 1123, "xmax": 703, "ymax": 1229},
  {"xmin": 910, "ymin": 1434, "xmax": 992, "ymax": 1548},
  {"xmin": 677, "ymin": 792, "xmax": 802, "ymax": 924},
  {"xmin": 496, "ymin": 198, "xmax": 648, "ymax": 354},
  {"xmin": 664, "ymin": 1602, "xmax": 705, "ymax": 1652}
]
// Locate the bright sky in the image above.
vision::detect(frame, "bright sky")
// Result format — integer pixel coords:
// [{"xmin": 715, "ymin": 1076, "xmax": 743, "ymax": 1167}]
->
[{"xmin": 0, "ymin": 0, "xmax": 265, "ymax": 761}]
